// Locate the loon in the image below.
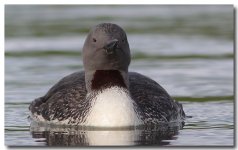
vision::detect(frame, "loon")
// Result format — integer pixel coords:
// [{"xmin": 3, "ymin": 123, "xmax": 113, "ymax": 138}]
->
[{"xmin": 29, "ymin": 23, "xmax": 185, "ymax": 127}]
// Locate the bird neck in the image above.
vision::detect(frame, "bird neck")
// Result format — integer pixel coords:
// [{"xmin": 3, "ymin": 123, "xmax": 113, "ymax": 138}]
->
[{"xmin": 85, "ymin": 70, "xmax": 129, "ymax": 93}]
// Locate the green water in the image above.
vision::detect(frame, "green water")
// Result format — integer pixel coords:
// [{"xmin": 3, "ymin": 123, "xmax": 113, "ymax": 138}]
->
[{"xmin": 5, "ymin": 5, "xmax": 234, "ymax": 146}]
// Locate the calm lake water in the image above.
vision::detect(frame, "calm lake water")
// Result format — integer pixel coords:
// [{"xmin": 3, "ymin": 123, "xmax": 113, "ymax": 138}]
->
[{"xmin": 5, "ymin": 5, "xmax": 234, "ymax": 146}]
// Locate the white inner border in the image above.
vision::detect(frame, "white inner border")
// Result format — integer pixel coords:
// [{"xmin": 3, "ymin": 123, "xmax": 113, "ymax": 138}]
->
[{"xmin": 1, "ymin": 1, "xmax": 237, "ymax": 150}]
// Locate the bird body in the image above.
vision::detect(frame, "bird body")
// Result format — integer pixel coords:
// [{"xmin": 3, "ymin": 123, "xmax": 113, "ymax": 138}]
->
[{"xmin": 29, "ymin": 23, "xmax": 185, "ymax": 127}]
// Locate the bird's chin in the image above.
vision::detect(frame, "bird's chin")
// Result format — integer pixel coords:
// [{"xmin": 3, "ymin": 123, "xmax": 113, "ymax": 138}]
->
[{"xmin": 105, "ymin": 49, "xmax": 114, "ymax": 55}]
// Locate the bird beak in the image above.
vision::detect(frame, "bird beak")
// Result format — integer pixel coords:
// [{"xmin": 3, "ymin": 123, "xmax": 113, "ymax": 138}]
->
[{"xmin": 103, "ymin": 39, "xmax": 119, "ymax": 54}]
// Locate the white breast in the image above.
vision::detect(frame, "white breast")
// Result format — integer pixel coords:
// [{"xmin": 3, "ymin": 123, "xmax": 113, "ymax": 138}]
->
[{"xmin": 84, "ymin": 87, "xmax": 142, "ymax": 127}]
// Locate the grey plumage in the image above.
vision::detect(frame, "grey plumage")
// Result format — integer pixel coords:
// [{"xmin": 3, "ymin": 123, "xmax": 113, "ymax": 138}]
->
[
  {"xmin": 29, "ymin": 23, "xmax": 185, "ymax": 126},
  {"xmin": 29, "ymin": 71, "xmax": 185, "ymax": 124}
]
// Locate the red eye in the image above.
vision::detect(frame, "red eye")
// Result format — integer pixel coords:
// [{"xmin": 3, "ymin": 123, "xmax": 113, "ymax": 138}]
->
[{"xmin": 93, "ymin": 38, "xmax": 97, "ymax": 42}]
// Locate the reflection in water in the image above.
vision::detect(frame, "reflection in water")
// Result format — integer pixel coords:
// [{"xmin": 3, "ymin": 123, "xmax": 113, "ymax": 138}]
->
[{"xmin": 30, "ymin": 122, "xmax": 184, "ymax": 146}]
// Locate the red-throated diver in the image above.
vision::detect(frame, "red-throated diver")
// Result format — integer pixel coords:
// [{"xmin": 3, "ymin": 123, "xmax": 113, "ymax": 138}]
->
[{"xmin": 29, "ymin": 23, "xmax": 185, "ymax": 127}]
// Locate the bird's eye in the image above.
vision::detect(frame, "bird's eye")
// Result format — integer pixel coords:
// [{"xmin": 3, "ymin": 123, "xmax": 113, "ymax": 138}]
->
[
  {"xmin": 122, "ymin": 39, "xmax": 125, "ymax": 43},
  {"xmin": 93, "ymin": 38, "xmax": 97, "ymax": 42}
]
